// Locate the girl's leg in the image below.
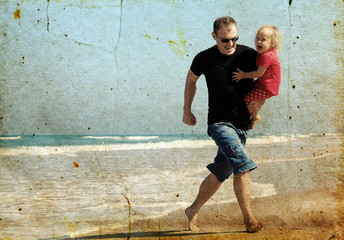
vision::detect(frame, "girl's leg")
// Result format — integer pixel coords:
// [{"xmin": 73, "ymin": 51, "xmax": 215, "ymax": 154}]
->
[
  {"xmin": 245, "ymin": 87, "xmax": 273, "ymax": 129},
  {"xmin": 247, "ymin": 100, "xmax": 265, "ymax": 129}
]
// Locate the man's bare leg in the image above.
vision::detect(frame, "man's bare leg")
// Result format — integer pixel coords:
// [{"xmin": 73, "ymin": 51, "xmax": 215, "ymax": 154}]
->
[
  {"xmin": 234, "ymin": 171, "xmax": 263, "ymax": 233},
  {"xmin": 185, "ymin": 173, "xmax": 221, "ymax": 231},
  {"xmin": 247, "ymin": 100, "xmax": 265, "ymax": 129}
]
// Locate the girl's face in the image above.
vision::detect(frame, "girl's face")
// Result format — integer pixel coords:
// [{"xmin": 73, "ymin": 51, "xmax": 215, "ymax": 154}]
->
[{"xmin": 255, "ymin": 30, "xmax": 274, "ymax": 54}]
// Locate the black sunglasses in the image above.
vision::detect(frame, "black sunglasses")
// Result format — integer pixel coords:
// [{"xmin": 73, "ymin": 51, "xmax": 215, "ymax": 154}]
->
[{"xmin": 219, "ymin": 36, "xmax": 239, "ymax": 43}]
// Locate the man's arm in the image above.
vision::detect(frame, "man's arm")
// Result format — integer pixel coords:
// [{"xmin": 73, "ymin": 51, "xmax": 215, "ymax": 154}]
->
[
  {"xmin": 182, "ymin": 69, "xmax": 200, "ymax": 126},
  {"xmin": 232, "ymin": 65, "xmax": 267, "ymax": 82}
]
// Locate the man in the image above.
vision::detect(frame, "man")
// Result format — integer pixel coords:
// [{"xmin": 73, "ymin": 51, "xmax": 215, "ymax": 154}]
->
[{"xmin": 182, "ymin": 16, "xmax": 263, "ymax": 233}]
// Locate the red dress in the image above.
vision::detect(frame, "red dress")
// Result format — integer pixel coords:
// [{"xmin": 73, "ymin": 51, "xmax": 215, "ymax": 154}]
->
[{"xmin": 245, "ymin": 48, "xmax": 281, "ymax": 105}]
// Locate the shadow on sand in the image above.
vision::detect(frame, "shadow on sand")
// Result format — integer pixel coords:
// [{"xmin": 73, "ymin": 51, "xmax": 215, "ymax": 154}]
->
[{"xmin": 41, "ymin": 230, "xmax": 242, "ymax": 240}]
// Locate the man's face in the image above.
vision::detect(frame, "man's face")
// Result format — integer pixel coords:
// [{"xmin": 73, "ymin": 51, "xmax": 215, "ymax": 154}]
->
[{"xmin": 212, "ymin": 26, "xmax": 238, "ymax": 56}]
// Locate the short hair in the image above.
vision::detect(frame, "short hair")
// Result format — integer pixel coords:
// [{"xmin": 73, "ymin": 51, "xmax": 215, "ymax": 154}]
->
[
  {"xmin": 213, "ymin": 17, "xmax": 238, "ymax": 35},
  {"xmin": 257, "ymin": 25, "xmax": 282, "ymax": 54}
]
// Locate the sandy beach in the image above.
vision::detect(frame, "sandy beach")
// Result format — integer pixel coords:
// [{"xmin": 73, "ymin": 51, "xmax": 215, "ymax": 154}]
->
[{"xmin": 0, "ymin": 134, "xmax": 343, "ymax": 240}]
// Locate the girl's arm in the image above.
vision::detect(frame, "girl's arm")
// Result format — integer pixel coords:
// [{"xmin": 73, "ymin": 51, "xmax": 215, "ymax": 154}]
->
[{"xmin": 232, "ymin": 65, "xmax": 267, "ymax": 82}]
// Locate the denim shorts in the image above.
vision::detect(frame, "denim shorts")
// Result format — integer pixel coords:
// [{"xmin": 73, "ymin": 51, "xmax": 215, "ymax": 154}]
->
[{"xmin": 207, "ymin": 122, "xmax": 257, "ymax": 182}]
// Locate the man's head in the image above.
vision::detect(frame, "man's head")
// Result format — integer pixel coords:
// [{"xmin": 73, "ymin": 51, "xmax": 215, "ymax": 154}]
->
[{"xmin": 212, "ymin": 17, "xmax": 239, "ymax": 56}]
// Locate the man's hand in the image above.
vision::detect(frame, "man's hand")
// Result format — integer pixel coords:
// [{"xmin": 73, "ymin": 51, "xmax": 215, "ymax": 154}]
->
[
  {"xmin": 183, "ymin": 111, "xmax": 197, "ymax": 126},
  {"xmin": 232, "ymin": 68, "xmax": 245, "ymax": 82},
  {"xmin": 183, "ymin": 69, "xmax": 199, "ymax": 126}
]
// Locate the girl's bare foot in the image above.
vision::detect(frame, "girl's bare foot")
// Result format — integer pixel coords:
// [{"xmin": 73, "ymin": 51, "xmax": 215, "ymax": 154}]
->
[
  {"xmin": 245, "ymin": 220, "xmax": 263, "ymax": 233},
  {"xmin": 185, "ymin": 207, "xmax": 199, "ymax": 231},
  {"xmin": 249, "ymin": 115, "xmax": 262, "ymax": 129}
]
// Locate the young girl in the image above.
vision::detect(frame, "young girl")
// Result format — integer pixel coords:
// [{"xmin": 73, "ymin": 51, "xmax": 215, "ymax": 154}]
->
[{"xmin": 233, "ymin": 25, "xmax": 282, "ymax": 129}]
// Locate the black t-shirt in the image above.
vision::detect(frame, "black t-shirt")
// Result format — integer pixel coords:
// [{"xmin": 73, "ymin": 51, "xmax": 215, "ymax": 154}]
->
[{"xmin": 190, "ymin": 45, "xmax": 257, "ymax": 130}]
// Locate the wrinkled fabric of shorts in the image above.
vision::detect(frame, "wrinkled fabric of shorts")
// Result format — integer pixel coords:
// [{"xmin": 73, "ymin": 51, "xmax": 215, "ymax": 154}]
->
[{"xmin": 207, "ymin": 122, "xmax": 257, "ymax": 182}]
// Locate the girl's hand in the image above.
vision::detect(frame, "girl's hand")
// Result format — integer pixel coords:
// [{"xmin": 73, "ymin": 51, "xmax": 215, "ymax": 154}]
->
[{"xmin": 232, "ymin": 68, "xmax": 244, "ymax": 82}]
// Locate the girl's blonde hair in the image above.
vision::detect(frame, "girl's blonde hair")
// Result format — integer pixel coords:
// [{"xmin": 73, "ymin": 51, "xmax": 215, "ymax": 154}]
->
[{"xmin": 257, "ymin": 25, "xmax": 282, "ymax": 54}]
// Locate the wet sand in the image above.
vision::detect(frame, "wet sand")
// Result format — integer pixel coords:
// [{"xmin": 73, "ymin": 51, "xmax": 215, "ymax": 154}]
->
[
  {"xmin": 80, "ymin": 189, "xmax": 343, "ymax": 240},
  {"xmin": 0, "ymin": 134, "xmax": 343, "ymax": 239}
]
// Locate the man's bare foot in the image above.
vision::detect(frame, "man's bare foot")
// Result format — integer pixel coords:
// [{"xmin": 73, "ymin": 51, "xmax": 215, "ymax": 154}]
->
[
  {"xmin": 185, "ymin": 207, "xmax": 199, "ymax": 231},
  {"xmin": 249, "ymin": 115, "xmax": 261, "ymax": 129},
  {"xmin": 245, "ymin": 220, "xmax": 263, "ymax": 233}
]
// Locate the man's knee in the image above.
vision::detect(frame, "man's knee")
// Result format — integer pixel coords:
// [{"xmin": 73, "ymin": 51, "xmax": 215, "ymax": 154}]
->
[
  {"xmin": 208, "ymin": 173, "xmax": 222, "ymax": 184},
  {"xmin": 234, "ymin": 170, "xmax": 249, "ymax": 179}
]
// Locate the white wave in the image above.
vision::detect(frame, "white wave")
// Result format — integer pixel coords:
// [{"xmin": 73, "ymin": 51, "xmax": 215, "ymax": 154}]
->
[
  {"xmin": 254, "ymin": 152, "xmax": 342, "ymax": 164},
  {"xmin": 83, "ymin": 136, "xmax": 159, "ymax": 141},
  {"xmin": 125, "ymin": 136, "xmax": 159, "ymax": 140},
  {"xmin": 1, "ymin": 134, "xmax": 341, "ymax": 157},
  {"xmin": 83, "ymin": 136, "xmax": 122, "ymax": 140},
  {"xmin": 247, "ymin": 136, "xmax": 293, "ymax": 144},
  {"xmin": 0, "ymin": 140, "xmax": 214, "ymax": 156},
  {"xmin": 0, "ymin": 136, "xmax": 21, "ymax": 140}
]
